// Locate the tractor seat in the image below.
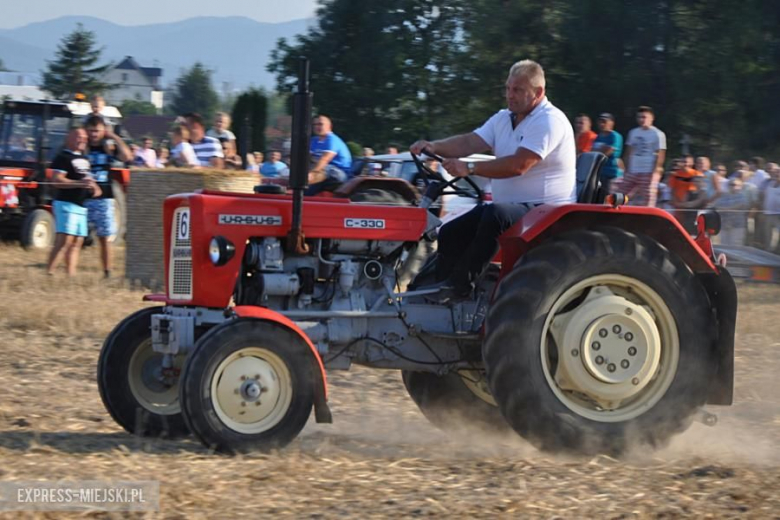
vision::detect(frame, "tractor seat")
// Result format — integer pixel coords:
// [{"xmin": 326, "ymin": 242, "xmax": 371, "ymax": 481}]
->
[{"xmin": 576, "ymin": 151, "xmax": 607, "ymax": 204}]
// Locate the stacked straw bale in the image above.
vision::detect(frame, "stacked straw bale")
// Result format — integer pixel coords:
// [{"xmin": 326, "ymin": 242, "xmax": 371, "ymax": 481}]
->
[{"xmin": 125, "ymin": 168, "xmax": 259, "ymax": 289}]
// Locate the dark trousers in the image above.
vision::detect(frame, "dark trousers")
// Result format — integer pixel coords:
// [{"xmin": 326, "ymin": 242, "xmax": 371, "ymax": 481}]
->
[{"xmin": 436, "ymin": 203, "xmax": 535, "ymax": 289}]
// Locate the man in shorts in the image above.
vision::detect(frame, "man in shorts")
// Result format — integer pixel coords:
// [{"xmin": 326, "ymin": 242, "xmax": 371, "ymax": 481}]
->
[
  {"xmin": 46, "ymin": 128, "xmax": 101, "ymax": 275},
  {"xmin": 619, "ymin": 106, "xmax": 667, "ymax": 206},
  {"xmin": 84, "ymin": 115, "xmax": 132, "ymax": 278}
]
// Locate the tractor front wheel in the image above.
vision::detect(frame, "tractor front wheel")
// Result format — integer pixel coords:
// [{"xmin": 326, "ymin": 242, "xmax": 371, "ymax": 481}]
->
[
  {"xmin": 20, "ymin": 209, "xmax": 54, "ymax": 250},
  {"xmin": 484, "ymin": 228, "xmax": 716, "ymax": 456},
  {"xmin": 97, "ymin": 307, "xmax": 189, "ymax": 438},
  {"xmin": 402, "ymin": 370, "xmax": 509, "ymax": 436},
  {"xmin": 180, "ymin": 319, "xmax": 315, "ymax": 453}
]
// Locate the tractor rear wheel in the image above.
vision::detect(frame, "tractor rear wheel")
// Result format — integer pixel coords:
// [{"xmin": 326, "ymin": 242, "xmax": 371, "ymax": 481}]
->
[
  {"xmin": 484, "ymin": 228, "xmax": 716, "ymax": 456},
  {"xmin": 20, "ymin": 209, "xmax": 54, "ymax": 250},
  {"xmin": 402, "ymin": 370, "xmax": 509, "ymax": 435},
  {"xmin": 180, "ymin": 319, "xmax": 315, "ymax": 453},
  {"xmin": 98, "ymin": 307, "xmax": 189, "ymax": 438}
]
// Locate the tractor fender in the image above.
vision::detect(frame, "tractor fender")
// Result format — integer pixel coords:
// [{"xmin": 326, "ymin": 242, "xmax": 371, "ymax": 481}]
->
[
  {"xmin": 231, "ymin": 305, "xmax": 332, "ymax": 423},
  {"xmin": 499, "ymin": 204, "xmax": 718, "ymax": 275}
]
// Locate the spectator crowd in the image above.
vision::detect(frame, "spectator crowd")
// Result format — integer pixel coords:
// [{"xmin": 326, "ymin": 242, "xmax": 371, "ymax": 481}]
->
[
  {"xmin": 575, "ymin": 107, "xmax": 780, "ymax": 253},
  {"xmin": 44, "ymin": 94, "xmax": 780, "ymax": 277}
]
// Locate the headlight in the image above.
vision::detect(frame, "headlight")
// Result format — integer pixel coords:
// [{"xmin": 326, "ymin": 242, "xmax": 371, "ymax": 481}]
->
[{"xmin": 208, "ymin": 236, "xmax": 235, "ymax": 266}]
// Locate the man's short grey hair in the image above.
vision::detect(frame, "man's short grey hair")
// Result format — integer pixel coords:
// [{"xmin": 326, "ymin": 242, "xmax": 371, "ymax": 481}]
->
[{"xmin": 508, "ymin": 60, "xmax": 546, "ymax": 89}]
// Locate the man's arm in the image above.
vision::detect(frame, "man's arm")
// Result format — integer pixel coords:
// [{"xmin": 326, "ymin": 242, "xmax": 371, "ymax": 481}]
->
[
  {"xmin": 623, "ymin": 144, "xmax": 632, "ymax": 174},
  {"xmin": 106, "ymin": 129, "xmax": 132, "ymax": 163},
  {"xmin": 52, "ymin": 170, "xmax": 101, "ymax": 196},
  {"xmin": 654, "ymin": 149, "xmax": 666, "ymax": 174},
  {"xmin": 410, "ymin": 132, "xmax": 489, "ymax": 158},
  {"xmin": 209, "ymin": 156, "xmax": 225, "ymax": 169},
  {"xmin": 444, "ymin": 147, "xmax": 542, "ymax": 179}
]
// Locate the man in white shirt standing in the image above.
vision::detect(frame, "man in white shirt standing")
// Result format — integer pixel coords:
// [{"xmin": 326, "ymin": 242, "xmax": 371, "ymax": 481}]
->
[
  {"xmin": 410, "ymin": 59, "xmax": 576, "ymax": 300},
  {"xmin": 619, "ymin": 106, "xmax": 667, "ymax": 207}
]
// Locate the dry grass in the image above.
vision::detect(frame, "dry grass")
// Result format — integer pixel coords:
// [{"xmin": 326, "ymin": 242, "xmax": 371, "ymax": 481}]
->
[{"xmin": 0, "ymin": 244, "xmax": 779, "ymax": 518}]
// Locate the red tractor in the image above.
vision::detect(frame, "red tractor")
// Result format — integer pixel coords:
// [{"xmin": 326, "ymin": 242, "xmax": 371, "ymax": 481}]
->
[
  {"xmin": 0, "ymin": 100, "xmax": 130, "ymax": 248},
  {"xmin": 98, "ymin": 62, "xmax": 736, "ymax": 456}
]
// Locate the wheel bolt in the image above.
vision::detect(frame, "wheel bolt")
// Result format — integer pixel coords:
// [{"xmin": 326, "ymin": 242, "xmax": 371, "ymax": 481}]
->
[
  {"xmin": 612, "ymin": 325, "xmax": 622, "ymax": 334},
  {"xmin": 234, "ymin": 389, "xmax": 239, "ymax": 395},
  {"xmin": 255, "ymin": 401, "xmax": 262, "ymax": 406},
  {"xmin": 571, "ymin": 349, "xmax": 579, "ymax": 357},
  {"xmin": 240, "ymin": 375, "xmax": 247, "ymax": 381},
  {"xmin": 632, "ymin": 378, "xmax": 640, "ymax": 385},
  {"xmin": 595, "ymin": 356, "xmax": 604, "ymax": 365},
  {"xmin": 592, "ymin": 341, "xmax": 601, "ymax": 351},
  {"xmin": 625, "ymin": 308, "xmax": 633, "ymax": 315},
  {"xmin": 621, "ymin": 360, "xmax": 630, "ymax": 369},
  {"xmin": 628, "ymin": 347, "xmax": 637, "ymax": 356},
  {"xmin": 625, "ymin": 332, "xmax": 634, "ymax": 342},
  {"xmin": 241, "ymin": 402, "xmax": 246, "ymax": 407},
  {"xmin": 599, "ymin": 329, "xmax": 608, "ymax": 338},
  {"xmin": 607, "ymin": 363, "xmax": 616, "ymax": 373},
  {"xmin": 254, "ymin": 374, "xmax": 261, "ymax": 380}
]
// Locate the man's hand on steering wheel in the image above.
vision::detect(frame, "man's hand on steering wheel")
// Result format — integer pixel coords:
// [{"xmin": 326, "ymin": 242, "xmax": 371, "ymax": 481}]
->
[
  {"xmin": 410, "ymin": 140, "xmax": 435, "ymax": 156},
  {"xmin": 410, "ymin": 149, "xmax": 484, "ymax": 202},
  {"xmin": 441, "ymin": 158, "xmax": 469, "ymax": 178}
]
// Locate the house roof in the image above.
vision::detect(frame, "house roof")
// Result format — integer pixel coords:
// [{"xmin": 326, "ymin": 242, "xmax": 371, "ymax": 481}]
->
[
  {"xmin": 122, "ymin": 115, "xmax": 176, "ymax": 142},
  {"xmin": 114, "ymin": 56, "xmax": 163, "ymax": 82}
]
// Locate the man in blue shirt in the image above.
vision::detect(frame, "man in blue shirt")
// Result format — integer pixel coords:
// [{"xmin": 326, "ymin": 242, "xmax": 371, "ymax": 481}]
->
[
  {"xmin": 591, "ymin": 113, "xmax": 623, "ymax": 195},
  {"xmin": 307, "ymin": 115, "xmax": 352, "ymax": 195},
  {"xmin": 260, "ymin": 151, "xmax": 290, "ymax": 178},
  {"xmin": 84, "ymin": 115, "xmax": 132, "ymax": 278}
]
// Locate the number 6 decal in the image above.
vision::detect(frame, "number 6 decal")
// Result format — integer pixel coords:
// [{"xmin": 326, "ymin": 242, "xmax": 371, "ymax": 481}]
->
[{"xmin": 178, "ymin": 210, "xmax": 190, "ymax": 240}]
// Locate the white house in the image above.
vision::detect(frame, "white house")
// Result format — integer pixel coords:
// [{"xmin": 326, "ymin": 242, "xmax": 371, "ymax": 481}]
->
[{"xmin": 102, "ymin": 56, "xmax": 164, "ymax": 111}]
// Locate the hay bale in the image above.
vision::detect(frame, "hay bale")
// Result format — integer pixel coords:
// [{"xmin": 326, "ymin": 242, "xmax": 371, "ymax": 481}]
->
[{"xmin": 125, "ymin": 168, "xmax": 259, "ymax": 289}]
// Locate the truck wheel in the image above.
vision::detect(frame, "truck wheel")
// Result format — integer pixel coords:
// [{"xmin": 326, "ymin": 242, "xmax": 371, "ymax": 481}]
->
[
  {"xmin": 21, "ymin": 209, "xmax": 54, "ymax": 250},
  {"xmin": 180, "ymin": 319, "xmax": 314, "ymax": 453},
  {"xmin": 97, "ymin": 307, "xmax": 189, "ymax": 438},
  {"xmin": 402, "ymin": 370, "xmax": 509, "ymax": 435},
  {"xmin": 111, "ymin": 181, "xmax": 127, "ymax": 245},
  {"xmin": 484, "ymin": 228, "xmax": 716, "ymax": 456}
]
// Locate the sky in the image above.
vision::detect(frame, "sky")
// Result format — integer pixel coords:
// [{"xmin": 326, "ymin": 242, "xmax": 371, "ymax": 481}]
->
[{"xmin": 0, "ymin": 0, "xmax": 319, "ymax": 29}]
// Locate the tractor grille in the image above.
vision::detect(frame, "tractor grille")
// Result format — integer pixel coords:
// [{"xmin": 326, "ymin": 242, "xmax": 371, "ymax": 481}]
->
[{"xmin": 169, "ymin": 207, "xmax": 192, "ymax": 300}]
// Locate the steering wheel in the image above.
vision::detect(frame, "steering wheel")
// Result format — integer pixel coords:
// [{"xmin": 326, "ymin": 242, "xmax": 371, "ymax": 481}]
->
[{"xmin": 411, "ymin": 149, "xmax": 484, "ymax": 202}]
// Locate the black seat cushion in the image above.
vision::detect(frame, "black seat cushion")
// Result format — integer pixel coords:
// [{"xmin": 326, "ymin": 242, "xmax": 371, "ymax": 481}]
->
[{"xmin": 576, "ymin": 151, "xmax": 607, "ymax": 204}]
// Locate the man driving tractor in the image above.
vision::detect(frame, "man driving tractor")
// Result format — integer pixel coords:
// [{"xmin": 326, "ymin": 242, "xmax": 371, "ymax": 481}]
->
[{"xmin": 410, "ymin": 59, "xmax": 576, "ymax": 301}]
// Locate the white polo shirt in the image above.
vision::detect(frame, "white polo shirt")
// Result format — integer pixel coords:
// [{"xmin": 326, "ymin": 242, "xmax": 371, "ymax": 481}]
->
[{"xmin": 474, "ymin": 98, "xmax": 576, "ymax": 204}]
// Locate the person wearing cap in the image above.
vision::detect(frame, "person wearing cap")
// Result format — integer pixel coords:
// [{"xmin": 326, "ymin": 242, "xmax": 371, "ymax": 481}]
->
[
  {"xmin": 590, "ymin": 113, "xmax": 623, "ymax": 194},
  {"xmin": 574, "ymin": 114, "xmax": 597, "ymax": 156}
]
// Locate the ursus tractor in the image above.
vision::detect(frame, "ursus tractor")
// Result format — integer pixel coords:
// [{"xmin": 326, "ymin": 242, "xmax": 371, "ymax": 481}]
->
[{"xmin": 98, "ymin": 60, "xmax": 736, "ymax": 456}]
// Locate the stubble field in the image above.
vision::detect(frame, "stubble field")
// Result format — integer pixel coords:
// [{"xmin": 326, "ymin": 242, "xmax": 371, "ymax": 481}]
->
[{"xmin": 0, "ymin": 244, "xmax": 779, "ymax": 518}]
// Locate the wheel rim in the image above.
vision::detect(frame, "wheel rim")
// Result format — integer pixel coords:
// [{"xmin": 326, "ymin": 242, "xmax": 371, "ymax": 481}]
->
[
  {"xmin": 127, "ymin": 339, "xmax": 182, "ymax": 415},
  {"xmin": 211, "ymin": 347, "xmax": 293, "ymax": 434},
  {"xmin": 540, "ymin": 274, "xmax": 679, "ymax": 422},
  {"xmin": 458, "ymin": 370, "xmax": 498, "ymax": 406},
  {"xmin": 32, "ymin": 219, "xmax": 51, "ymax": 248}
]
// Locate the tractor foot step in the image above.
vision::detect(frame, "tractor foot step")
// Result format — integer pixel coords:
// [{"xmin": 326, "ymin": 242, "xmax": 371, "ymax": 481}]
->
[{"xmin": 694, "ymin": 408, "xmax": 718, "ymax": 427}]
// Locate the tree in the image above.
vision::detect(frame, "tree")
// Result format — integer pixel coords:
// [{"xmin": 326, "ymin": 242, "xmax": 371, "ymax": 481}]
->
[
  {"xmin": 119, "ymin": 100, "xmax": 158, "ymax": 116},
  {"xmin": 169, "ymin": 63, "xmax": 219, "ymax": 122},
  {"xmin": 231, "ymin": 89, "xmax": 267, "ymax": 158},
  {"xmin": 41, "ymin": 24, "xmax": 113, "ymax": 100}
]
